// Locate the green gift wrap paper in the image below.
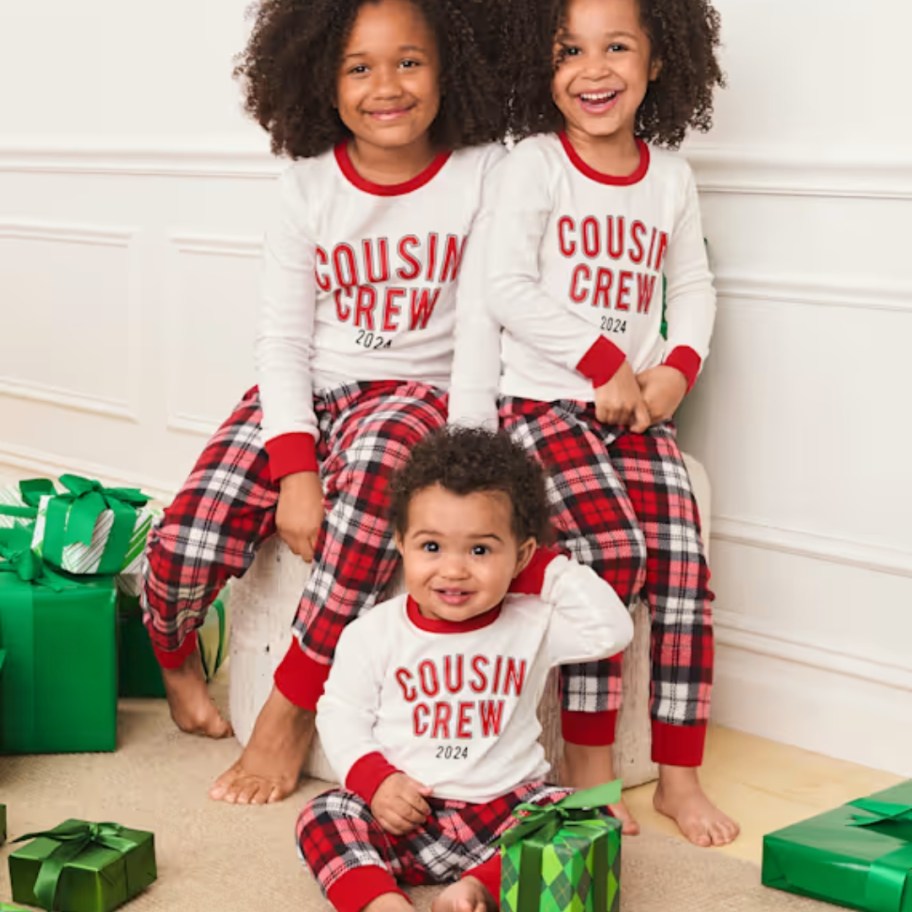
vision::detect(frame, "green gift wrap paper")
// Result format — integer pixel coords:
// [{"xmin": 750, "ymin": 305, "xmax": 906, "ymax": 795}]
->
[
  {"xmin": 762, "ymin": 779, "xmax": 912, "ymax": 912},
  {"xmin": 117, "ymin": 588, "xmax": 230, "ymax": 698},
  {"xmin": 0, "ymin": 543, "xmax": 118, "ymax": 753},
  {"xmin": 10, "ymin": 819, "xmax": 156, "ymax": 912},
  {"xmin": 500, "ymin": 782, "xmax": 622, "ymax": 912}
]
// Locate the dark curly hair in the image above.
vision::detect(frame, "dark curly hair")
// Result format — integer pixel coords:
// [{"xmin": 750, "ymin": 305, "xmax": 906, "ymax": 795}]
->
[
  {"xmin": 389, "ymin": 427, "xmax": 552, "ymax": 544},
  {"xmin": 234, "ymin": 0, "xmax": 515, "ymax": 159},
  {"xmin": 507, "ymin": 0, "xmax": 725, "ymax": 148}
]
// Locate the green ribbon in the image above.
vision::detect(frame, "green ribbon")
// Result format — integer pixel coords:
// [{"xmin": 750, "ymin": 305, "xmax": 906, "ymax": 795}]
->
[
  {"xmin": 42, "ymin": 475, "xmax": 149, "ymax": 575},
  {"xmin": 501, "ymin": 782, "xmax": 622, "ymax": 912},
  {"xmin": 14, "ymin": 821, "xmax": 139, "ymax": 911},
  {"xmin": 0, "ymin": 529, "xmax": 78, "ymax": 592},
  {"xmin": 846, "ymin": 798, "xmax": 912, "ymax": 912},
  {"xmin": 0, "ymin": 505, "xmax": 38, "ymax": 522},
  {"xmin": 18, "ymin": 478, "xmax": 57, "ymax": 508}
]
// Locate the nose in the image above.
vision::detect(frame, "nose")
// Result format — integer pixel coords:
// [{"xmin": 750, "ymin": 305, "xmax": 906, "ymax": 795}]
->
[
  {"xmin": 439, "ymin": 552, "xmax": 469, "ymax": 580},
  {"xmin": 372, "ymin": 65, "xmax": 404, "ymax": 99}
]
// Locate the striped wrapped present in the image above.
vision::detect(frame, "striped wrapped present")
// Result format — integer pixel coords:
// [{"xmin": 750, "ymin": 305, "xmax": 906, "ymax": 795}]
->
[
  {"xmin": 0, "ymin": 479, "xmax": 57, "ymax": 529},
  {"xmin": 31, "ymin": 475, "xmax": 156, "ymax": 577}
]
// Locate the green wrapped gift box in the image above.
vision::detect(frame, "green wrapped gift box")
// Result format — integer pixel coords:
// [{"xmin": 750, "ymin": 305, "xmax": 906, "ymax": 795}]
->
[
  {"xmin": 762, "ymin": 779, "xmax": 912, "ymax": 912},
  {"xmin": 501, "ymin": 782, "xmax": 622, "ymax": 912},
  {"xmin": 117, "ymin": 588, "xmax": 230, "ymax": 698},
  {"xmin": 10, "ymin": 819, "xmax": 156, "ymax": 912},
  {"xmin": 0, "ymin": 546, "xmax": 118, "ymax": 754}
]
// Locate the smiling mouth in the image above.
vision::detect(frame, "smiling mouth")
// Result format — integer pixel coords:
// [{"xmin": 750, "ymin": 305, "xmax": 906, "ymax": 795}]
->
[
  {"xmin": 367, "ymin": 106, "xmax": 415, "ymax": 121},
  {"xmin": 577, "ymin": 90, "xmax": 620, "ymax": 112},
  {"xmin": 434, "ymin": 588, "xmax": 474, "ymax": 606}
]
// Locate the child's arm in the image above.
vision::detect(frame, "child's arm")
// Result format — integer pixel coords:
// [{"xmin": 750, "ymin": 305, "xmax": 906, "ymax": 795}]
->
[
  {"xmin": 638, "ymin": 165, "xmax": 716, "ymax": 421},
  {"xmin": 256, "ymin": 167, "xmax": 325, "ymax": 558},
  {"xmin": 515, "ymin": 549, "xmax": 635, "ymax": 665},
  {"xmin": 316, "ymin": 613, "xmax": 431, "ymax": 834},
  {"xmin": 447, "ymin": 210, "xmax": 501, "ymax": 431}
]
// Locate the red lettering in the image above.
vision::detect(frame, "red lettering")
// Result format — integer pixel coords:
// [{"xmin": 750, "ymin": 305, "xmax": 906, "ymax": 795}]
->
[
  {"xmin": 653, "ymin": 231, "xmax": 669, "ymax": 271},
  {"xmin": 383, "ymin": 288, "xmax": 405, "ymax": 332},
  {"xmin": 616, "ymin": 271, "xmax": 633, "ymax": 311},
  {"xmin": 581, "ymin": 217, "xmax": 600, "ymax": 258},
  {"xmin": 470, "ymin": 656, "xmax": 489, "ymax": 693},
  {"xmin": 456, "ymin": 701, "xmax": 473, "ymax": 739},
  {"xmin": 334, "ymin": 289, "xmax": 351, "ymax": 322},
  {"xmin": 593, "ymin": 268, "xmax": 614, "ymax": 308},
  {"xmin": 363, "ymin": 238, "xmax": 390, "ymax": 283},
  {"xmin": 629, "ymin": 221, "xmax": 646, "ymax": 264},
  {"xmin": 314, "ymin": 246, "xmax": 331, "ymax": 292},
  {"xmin": 443, "ymin": 655, "xmax": 464, "ymax": 694},
  {"xmin": 409, "ymin": 288, "xmax": 441, "ymax": 330},
  {"xmin": 558, "ymin": 217, "xmax": 577, "ymax": 257},
  {"xmin": 354, "ymin": 286, "xmax": 376, "ymax": 329},
  {"xmin": 637, "ymin": 274, "xmax": 657, "ymax": 313},
  {"xmin": 606, "ymin": 216, "xmax": 625, "ymax": 259},
  {"xmin": 570, "ymin": 264, "xmax": 590, "ymax": 304},
  {"xmin": 333, "ymin": 243, "xmax": 357, "ymax": 287},
  {"xmin": 425, "ymin": 232, "xmax": 438, "ymax": 281},
  {"xmin": 503, "ymin": 659, "xmax": 527, "ymax": 697},
  {"xmin": 413, "ymin": 703, "xmax": 430, "ymax": 736},
  {"xmin": 396, "ymin": 668, "xmax": 416, "ymax": 702},
  {"xmin": 478, "ymin": 700, "xmax": 504, "ymax": 736},
  {"xmin": 418, "ymin": 660, "xmax": 440, "ymax": 697},
  {"xmin": 397, "ymin": 235, "xmax": 421, "ymax": 281},
  {"xmin": 439, "ymin": 235, "xmax": 466, "ymax": 283},
  {"xmin": 431, "ymin": 702, "xmax": 452, "ymax": 738}
]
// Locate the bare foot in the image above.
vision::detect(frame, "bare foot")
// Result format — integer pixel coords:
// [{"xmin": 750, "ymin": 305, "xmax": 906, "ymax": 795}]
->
[
  {"xmin": 653, "ymin": 765, "xmax": 740, "ymax": 847},
  {"xmin": 562, "ymin": 742, "xmax": 640, "ymax": 835},
  {"xmin": 432, "ymin": 877, "xmax": 496, "ymax": 912},
  {"xmin": 209, "ymin": 686, "xmax": 315, "ymax": 805},
  {"xmin": 162, "ymin": 649, "xmax": 232, "ymax": 739}
]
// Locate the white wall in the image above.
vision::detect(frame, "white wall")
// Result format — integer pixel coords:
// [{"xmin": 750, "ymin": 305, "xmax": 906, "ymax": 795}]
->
[{"xmin": 1, "ymin": 2, "xmax": 910, "ymax": 773}]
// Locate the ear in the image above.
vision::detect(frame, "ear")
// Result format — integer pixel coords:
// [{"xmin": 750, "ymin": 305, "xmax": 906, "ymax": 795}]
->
[
  {"xmin": 512, "ymin": 537, "xmax": 538, "ymax": 578},
  {"xmin": 649, "ymin": 57, "xmax": 663, "ymax": 82},
  {"xmin": 394, "ymin": 531, "xmax": 405, "ymax": 558}
]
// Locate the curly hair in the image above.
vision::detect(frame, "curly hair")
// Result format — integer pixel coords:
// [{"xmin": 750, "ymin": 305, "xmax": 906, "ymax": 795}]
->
[
  {"xmin": 389, "ymin": 427, "xmax": 552, "ymax": 544},
  {"xmin": 506, "ymin": 0, "xmax": 725, "ymax": 148},
  {"xmin": 234, "ymin": 0, "xmax": 514, "ymax": 159}
]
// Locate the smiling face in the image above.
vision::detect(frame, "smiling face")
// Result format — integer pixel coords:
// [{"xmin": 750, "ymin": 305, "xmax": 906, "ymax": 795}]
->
[
  {"xmin": 551, "ymin": 0, "xmax": 660, "ymax": 156},
  {"xmin": 396, "ymin": 484, "xmax": 536, "ymax": 624},
  {"xmin": 335, "ymin": 0, "xmax": 441, "ymax": 159}
]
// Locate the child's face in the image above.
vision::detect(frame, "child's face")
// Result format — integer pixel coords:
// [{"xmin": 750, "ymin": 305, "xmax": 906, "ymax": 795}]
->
[
  {"xmin": 551, "ymin": 0, "xmax": 660, "ymax": 147},
  {"xmin": 336, "ymin": 0, "xmax": 441, "ymax": 155},
  {"xmin": 395, "ymin": 484, "xmax": 536, "ymax": 625}
]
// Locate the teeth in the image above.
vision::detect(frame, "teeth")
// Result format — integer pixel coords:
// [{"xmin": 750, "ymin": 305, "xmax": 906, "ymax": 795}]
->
[{"xmin": 581, "ymin": 91, "xmax": 617, "ymax": 102}]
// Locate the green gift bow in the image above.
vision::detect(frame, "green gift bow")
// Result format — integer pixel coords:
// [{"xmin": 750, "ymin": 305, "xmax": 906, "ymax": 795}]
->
[
  {"xmin": 17, "ymin": 479, "xmax": 57, "ymax": 508},
  {"xmin": 42, "ymin": 475, "xmax": 150, "ymax": 575},
  {"xmin": 501, "ymin": 781, "xmax": 622, "ymax": 912},
  {"xmin": 845, "ymin": 798, "xmax": 912, "ymax": 912},
  {"xmin": 0, "ymin": 527, "xmax": 76, "ymax": 591},
  {"xmin": 14, "ymin": 821, "xmax": 140, "ymax": 911}
]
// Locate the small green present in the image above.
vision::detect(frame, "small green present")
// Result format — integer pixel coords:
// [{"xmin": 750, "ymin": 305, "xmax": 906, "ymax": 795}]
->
[
  {"xmin": 30, "ymin": 475, "xmax": 155, "ymax": 578},
  {"xmin": 0, "ymin": 479, "xmax": 56, "ymax": 530},
  {"xmin": 117, "ymin": 588, "xmax": 230, "ymax": 698},
  {"xmin": 10, "ymin": 819, "xmax": 156, "ymax": 912},
  {"xmin": 500, "ymin": 782, "xmax": 622, "ymax": 912},
  {"xmin": 0, "ymin": 537, "xmax": 118, "ymax": 754},
  {"xmin": 762, "ymin": 779, "xmax": 912, "ymax": 912}
]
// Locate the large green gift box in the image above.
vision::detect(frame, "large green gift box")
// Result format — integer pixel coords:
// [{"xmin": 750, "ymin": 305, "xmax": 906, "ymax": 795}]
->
[
  {"xmin": 117, "ymin": 588, "xmax": 230, "ymax": 697},
  {"xmin": 762, "ymin": 780, "xmax": 912, "ymax": 912},
  {"xmin": 501, "ymin": 782, "xmax": 622, "ymax": 912},
  {"xmin": 10, "ymin": 820, "xmax": 156, "ymax": 912},
  {"xmin": 0, "ymin": 547, "xmax": 118, "ymax": 754},
  {"xmin": 30, "ymin": 475, "xmax": 155, "ymax": 578}
]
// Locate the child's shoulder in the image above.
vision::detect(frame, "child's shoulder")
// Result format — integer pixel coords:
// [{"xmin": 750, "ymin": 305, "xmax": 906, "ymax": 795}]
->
[
  {"xmin": 445, "ymin": 141, "xmax": 509, "ymax": 177},
  {"xmin": 644, "ymin": 143, "xmax": 697, "ymax": 185},
  {"xmin": 342, "ymin": 592, "xmax": 408, "ymax": 641},
  {"xmin": 279, "ymin": 146, "xmax": 340, "ymax": 195}
]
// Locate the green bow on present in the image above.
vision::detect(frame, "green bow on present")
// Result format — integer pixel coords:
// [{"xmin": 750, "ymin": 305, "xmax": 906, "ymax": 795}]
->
[
  {"xmin": 0, "ymin": 527, "xmax": 75, "ymax": 591},
  {"xmin": 501, "ymin": 781, "xmax": 622, "ymax": 912},
  {"xmin": 14, "ymin": 821, "xmax": 140, "ymax": 911},
  {"xmin": 41, "ymin": 476, "xmax": 150, "ymax": 576},
  {"xmin": 17, "ymin": 479, "xmax": 57, "ymax": 508},
  {"xmin": 844, "ymin": 798, "xmax": 912, "ymax": 912}
]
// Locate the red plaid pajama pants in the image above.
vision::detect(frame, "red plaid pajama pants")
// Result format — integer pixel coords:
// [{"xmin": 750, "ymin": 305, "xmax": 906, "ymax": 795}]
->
[
  {"xmin": 142, "ymin": 381, "xmax": 447, "ymax": 707},
  {"xmin": 501, "ymin": 397, "xmax": 714, "ymax": 766},
  {"xmin": 297, "ymin": 781, "xmax": 569, "ymax": 912}
]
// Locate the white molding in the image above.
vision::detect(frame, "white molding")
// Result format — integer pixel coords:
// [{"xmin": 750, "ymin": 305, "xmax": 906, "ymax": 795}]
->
[
  {"xmin": 686, "ymin": 146, "xmax": 912, "ymax": 200},
  {"xmin": 713, "ymin": 272, "xmax": 912, "ymax": 316},
  {"xmin": 711, "ymin": 516, "xmax": 912, "ymax": 579},
  {"xmin": 170, "ymin": 233, "xmax": 262, "ymax": 259},
  {"xmin": 0, "ymin": 442, "xmax": 174, "ymax": 505},
  {"xmin": 0, "ymin": 220, "xmax": 141, "ymax": 422},
  {"xmin": 166, "ymin": 413, "xmax": 220, "ymax": 438},
  {"xmin": 714, "ymin": 608, "xmax": 912, "ymax": 693}
]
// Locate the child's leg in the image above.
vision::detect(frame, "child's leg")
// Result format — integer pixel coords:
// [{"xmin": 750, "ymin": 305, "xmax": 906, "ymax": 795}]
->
[
  {"xmin": 211, "ymin": 382, "xmax": 448, "ymax": 804},
  {"xmin": 610, "ymin": 422, "xmax": 738, "ymax": 847},
  {"xmin": 143, "ymin": 386, "xmax": 277, "ymax": 738},
  {"xmin": 501, "ymin": 398, "xmax": 646, "ymax": 832}
]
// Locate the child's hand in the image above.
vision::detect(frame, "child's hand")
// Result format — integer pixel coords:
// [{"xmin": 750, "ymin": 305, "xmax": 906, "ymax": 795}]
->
[
  {"xmin": 370, "ymin": 773, "xmax": 432, "ymax": 835},
  {"xmin": 594, "ymin": 361, "xmax": 651, "ymax": 433},
  {"xmin": 275, "ymin": 471, "xmax": 324, "ymax": 561},
  {"xmin": 636, "ymin": 366, "xmax": 688, "ymax": 425}
]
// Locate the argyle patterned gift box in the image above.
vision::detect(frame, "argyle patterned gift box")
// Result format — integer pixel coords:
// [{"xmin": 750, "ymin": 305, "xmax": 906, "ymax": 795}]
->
[{"xmin": 501, "ymin": 782, "xmax": 622, "ymax": 912}]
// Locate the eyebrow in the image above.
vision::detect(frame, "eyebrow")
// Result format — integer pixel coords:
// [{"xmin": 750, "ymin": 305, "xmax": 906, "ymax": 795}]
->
[
  {"xmin": 410, "ymin": 530, "xmax": 505, "ymax": 543},
  {"xmin": 343, "ymin": 44, "xmax": 428, "ymax": 61},
  {"xmin": 556, "ymin": 30, "xmax": 639, "ymax": 41}
]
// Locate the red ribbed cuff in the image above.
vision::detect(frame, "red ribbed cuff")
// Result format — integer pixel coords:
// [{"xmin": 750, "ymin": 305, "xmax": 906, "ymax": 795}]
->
[
  {"xmin": 561, "ymin": 709, "xmax": 618, "ymax": 746},
  {"xmin": 464, "ymin": 855, "xmax": 501, "ymax": 904},
  {"xmin": 577, "ymin": 337, "xmax": 627, "ymax": 388},
  {"xmin": 663, "ymin": 346, "xmax": 702, "ymax": 392},
  {"xmin": 264, "ymin": 433, "xmax": 318, "ymax": 481},
  {"xmin": 153, "ymin": 630, "xmax": 199, "ymax": 669},
  {"xmin": 509, "ymin": 546, "xmax": 562, "ymax": 595},
  {"xmin": 346, "ymin": 751, "xmax": 402, "ymax": 805},
  {"xmin": 273, "ymin": 638, "xmax": 331, "ymax": 710},
  {"xmin": 326, "ymin": 866, "xmax": 406, "ymax": 912},
  {"xmin": 651, "ymin": 720, "xmax": 707, "ymax": 766}
]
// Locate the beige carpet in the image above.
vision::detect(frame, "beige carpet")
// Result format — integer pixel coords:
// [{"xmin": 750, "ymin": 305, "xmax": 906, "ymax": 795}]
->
[{"xmin": 0, "ymin": 675, "xmax": 827, "ymax": 912}]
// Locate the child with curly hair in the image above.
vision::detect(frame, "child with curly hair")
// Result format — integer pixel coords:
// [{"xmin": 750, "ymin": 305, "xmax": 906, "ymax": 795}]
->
[
  {"xmin": 453, "ymin": 0, "xmax": 739, "ymax": 846},
  {"xmin": 298, "ymin": 427, "xmax": 634, "ymax": 912},
  {"xmin": 141, "ymin": 0, "xmax": 513, "ymax": 805}
]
